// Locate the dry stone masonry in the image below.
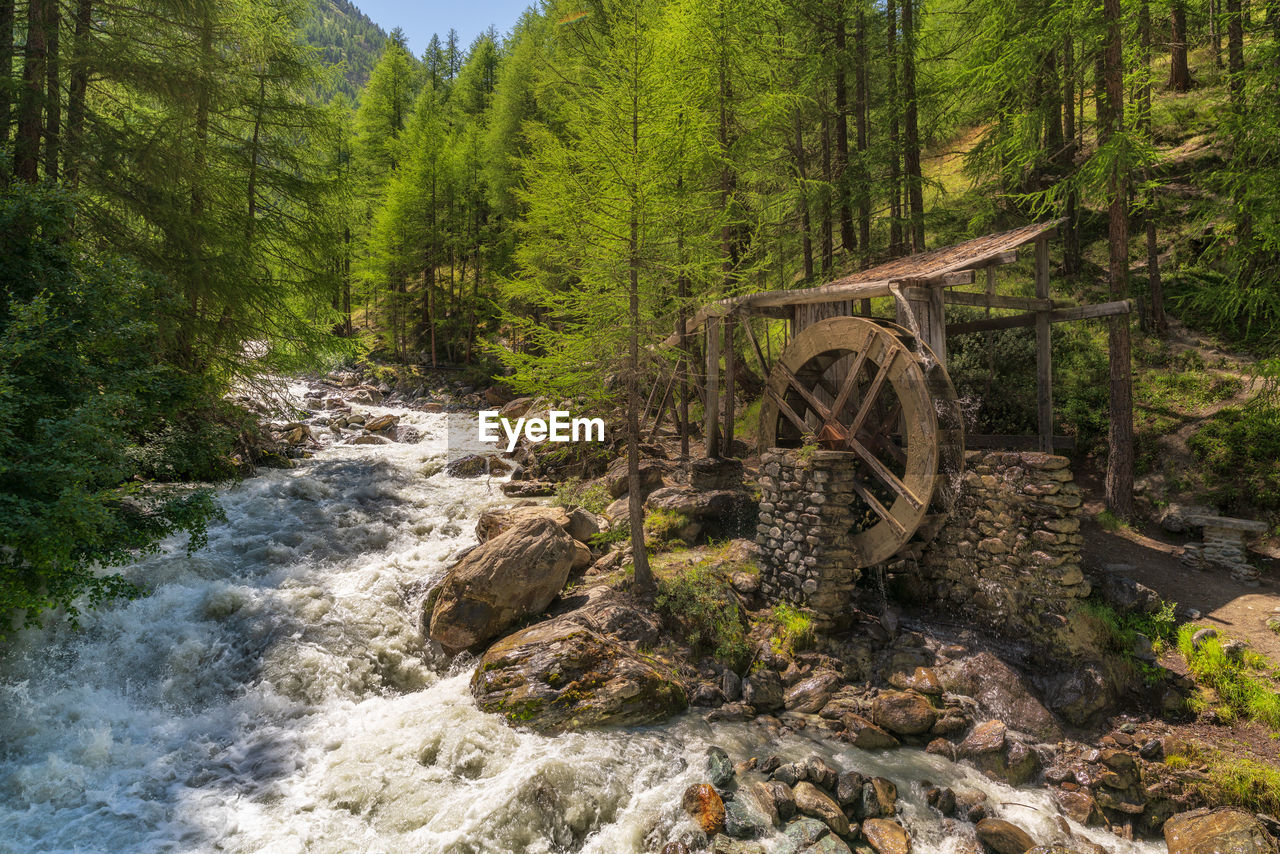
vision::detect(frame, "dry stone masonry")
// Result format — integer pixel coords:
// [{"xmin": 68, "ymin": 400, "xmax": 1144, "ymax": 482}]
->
[
  {"xmin": 755, "ymin": 449, "xmax": 863, "ymax": 630},
  {"xmin": 1179, "ymin": 514, "xmax": 1267, "ymax": 585},
  {"xmin": 756, "ymin": 448, "xmax": 1093, "ymax": 645}
]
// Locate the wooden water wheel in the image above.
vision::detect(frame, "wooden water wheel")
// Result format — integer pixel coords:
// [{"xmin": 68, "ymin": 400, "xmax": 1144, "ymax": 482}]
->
[{"xmin": 759, "ymin": 316, "xmax": 964, "ymax": 567}]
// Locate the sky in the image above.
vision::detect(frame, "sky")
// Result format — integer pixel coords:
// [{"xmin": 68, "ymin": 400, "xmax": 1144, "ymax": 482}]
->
[{"xmin": 353, "ymin": 0, "xmax": 536, "ymax": 57}]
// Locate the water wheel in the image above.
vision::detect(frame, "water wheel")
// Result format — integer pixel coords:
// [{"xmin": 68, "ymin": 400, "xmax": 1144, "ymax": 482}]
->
[{"xmin": 759, "ymin": 315, "xmax": 964, "ymax": 567}]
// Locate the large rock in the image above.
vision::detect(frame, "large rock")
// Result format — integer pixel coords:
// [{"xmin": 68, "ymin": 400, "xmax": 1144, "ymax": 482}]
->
[
  {"xmin": 785, "ymin": 671, "xmax": 843, "ymax": 714},
  {"xmin": 606, "ymin": 457, "xmax": 667, "ymax": 499},
  {"xmin": 872, "ymin": 691, "xmax": 937, "ymax": 736},
  {"xmin": 1042, "ymin": 663, "xmax": 1114, "ymax": 727},
  {"xmin": 938, "ymin": 652, "xmax": 1061, "ymax": 741},
  {"xmin": 684, "ymin": 783, "xmax": 727, "ymax": 835},
  {"xmin": 1164, "ymin": 808, "xmax": 1279, "ymax": 854},
  {"xmin": 429, "ymin": 517, "xmax": 574, "ymax": 654},
  {"xmin": 842, "ymin": 714, "xmax": 900, "ymax": 750},
  {"xmin": 957, "ymin": 720, "xmax": 1040, "ymax": 787},
  {"xmin": 975, "ymin": 818, "xmax": 1036, "ymax": 854},
  {"xmin": 470, "ymin": 616, "xmax": 686, "ymax": 733},
  {"xmin": 862, "ymin": 819, "xmax": 911, "ymax": 854},
  {"xmin": 743, "ymin": 670, "xmax": 785, "ymax": 712},
  {"xmin": 793, "ymin": 782, "xmax": 850, "ymax": 837},
  {"xmin": 475, "ymin": 505, "xmax": 571, "ymax": 543}
]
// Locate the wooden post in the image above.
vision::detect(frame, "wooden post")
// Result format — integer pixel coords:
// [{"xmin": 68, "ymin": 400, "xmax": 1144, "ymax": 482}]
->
[
  {"xmin": 1034, "ymin": 235, "xmax": 1053, "ymax": 452},
  {"xmin": 705, "ymin": 317, "xmax": 721, "ymax": 458},
  {"xmin": 722, "ymin": 315, "xmax": 736, "ymax": 456}
]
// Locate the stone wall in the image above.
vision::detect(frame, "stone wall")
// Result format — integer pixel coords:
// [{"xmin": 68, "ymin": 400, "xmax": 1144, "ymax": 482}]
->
[
  {"xmin": 894, "ymin": 450, "xmax": 1091, "ymax": 642},
  {"xmin": 755, "ymin": 449, "xmax": 862, "ymax": 629},
  {"xmin": 755, "ymin": 448, "xmax": 1091, "ymax": 644}
]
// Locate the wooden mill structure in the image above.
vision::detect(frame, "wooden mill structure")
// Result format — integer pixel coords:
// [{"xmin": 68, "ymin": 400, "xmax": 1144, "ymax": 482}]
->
[{"xmin": 659, "ymin": 219, "xmax": 1132, "ymax": 567}]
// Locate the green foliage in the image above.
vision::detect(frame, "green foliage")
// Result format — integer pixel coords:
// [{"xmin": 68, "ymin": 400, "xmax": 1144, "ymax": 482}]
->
[
  {"xmin": 768, "ymin": 603, "xmax": 814, "ymax": 656},
  {"xmin": 1073, "ymin": 598, "xmax": 1178, "ymax": 685},
  {"xmin": 654, "ymin": 561, "xmax": 750, "ymax": 670},
  {"xmin": 645, "ymin": 508, "xmax": 694, "ymax": 548},
  {"xmin": 553, "ymin": 478, "xmax": 612, "ymax": 515},
  {"xmin": 1096, "ymin": 509, "xmax": 1127, "ymax": 532},
  {"xmin": 1164, "ymin": 743, "xmax": 1280, "ymax": 816},
  {"xmin": 1188, "ymin": 404, "xmax": 1280, "ymax": 516},
  {"xmin": 1177, "ymin": 627, "xmax": 1280, "ymax": 730},
  {"xmin": 0, "ymin": 185, "xmax": 220, "ymax": 635},
  {"xmin": 302, "ymin": 0, "xmax": 389, "ymax": 101}
]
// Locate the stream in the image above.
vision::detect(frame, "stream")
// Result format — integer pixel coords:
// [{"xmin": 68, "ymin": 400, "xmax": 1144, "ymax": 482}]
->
[{"xmin": 0, "ymin": 383, "xmax": 1164, "ymax": 854}]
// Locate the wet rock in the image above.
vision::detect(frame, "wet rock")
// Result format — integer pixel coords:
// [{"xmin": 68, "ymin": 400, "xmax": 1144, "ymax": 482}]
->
[
  {"xmin": 429, "ymin": 517, "xmax": 575, "ymax": 654},
  {"xmin": 708, "ymin": 746, "xmax": 735, "ymax": 788},
  {"xmin": 872, "ymin": 691, "xmax": 937, "ymax": 736},
  {"xmin": 707, "ymin": 702, "xmax": 756, "ymax": 722},
  {"xmin": 475, "ymin": 505, "xmax": 571, "ymax": 543},
  {"xmin": 364, "ymin": 413, "xmax": 398, "ymax": 432},
  {"xmin": 786, "ymin": 817, "xmax": 832, "ymax": 846},
  {"xmin": 960, "ymin": 720, "xmax": 1007, "ymax": 755},
  {"xmin": 683, "ymin": 783, "xmax": 727, "ymax": 835},
  {"xmin": 924, "ymin": 785, "xmax": 956, "ymax": 817},
  {"xmin": 735, "ymin": 782, "xmax": 782, "ymax": 830},
  {"xmin": 861, "ymin": 818, "xmax": 910, "ymax": 854},
  {"xmin": 711, "ymin": 834, "xmax": 766, "ymax": 854},
  {"xmin": 350, "ymin": 433, "xmax": 389, "ymax": 445},
  {"xmin": 764, "ymin": 780, "xmax": 797, "ymax": 821},
  {"xmin": 804, "ymin": 755, "xmax": 840, "ymax": 792},
  {"xmin": 841, "ymin": 714, "xmax": 900, "ymax": 750},
  {"xmin": 805, "ymin": 836, "xmax": 854, "ymax": 853},
  {"xmin": 866, "ymin": 777, "xmax": 898, "ymax": 818},
  {"xmin": 889, "ymin": 666, "xmax": 943, "ymax": 696},
  {"xmin": 743, "ymin": 670, "xmax": 785, "ymax": 712},
  {"xmin": 772, "ymin": 762, "xmax": 803, "ymax": 787},
  {"xmin": 975, "ymin": 818, "xmax": 1036, "ymax": 854},
  {"xmin": 925, "ymin": 738, "xmax": 956, "ymax": 760},
  {"xmin": 470, "ymin": 617, "xmax": 686, "ymax": 733},
  {"xmin": 957, "ymin": 720, "xmax": 1040, "ymax": 787},
  {"xmin": 693, "ymin": 683, "xmax": 727, "ymax": 707},
  {"xmin": 835, "ymin": 770, "xmax": 867, "ymax": 807},
  {"xmin": 793, "ymin": 781, "xmax": 850, "ymax": 836},
  {"xmin": 722, "ymin": 669, "xmax": 743, "ymax": 702},
  {"xmin": 1053, "ymin": 788, "xmax": 1103, "ymax": 826},
  {"xmin": 938, "ymin": 652, "xmax": 1061, "ymax": 741},
  {"xmin": 662, "ymin": 842, "xmax": 690, "ymax": 854},
  {"xmin": 1164, "ymin": 807, "xmax": 1278, "ymax": 854},
  {"xmin": 724, "ymin": 798, "xmax": 768, "ymax": 840},
  {"xmin": 954, "ymin": 790, "xmax": 989, "ymax": 823},
  {"xmin": 1043, "ymin": 663, "xmax": 1113, "ymax": 727},
  {"xmin": 786, "ymin": 671, "xmax": 844, "ymax": 714}
]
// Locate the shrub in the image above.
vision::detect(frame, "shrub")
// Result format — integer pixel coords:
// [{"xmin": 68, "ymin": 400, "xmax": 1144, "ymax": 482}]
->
[
  {"xmin": 768, "ymin": 603, "xmax": 815, "ymax": 656},
  {"xmin": 553, "ymin": 477, "xmax": 612, "ymax": 515},
  {"xmin": 654, "ymin": 561, "xmax": 750, "ymax": 670},
  {"xmin": 1176, "ymin": 626, "xmax": 1280, "ymax": 729},
  {"xmin": 1188, "ymin": 404, "xmax": 1280, "ymax": 516}
]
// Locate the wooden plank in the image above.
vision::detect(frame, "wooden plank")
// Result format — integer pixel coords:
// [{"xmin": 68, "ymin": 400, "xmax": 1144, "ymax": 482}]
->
[
  {"xmin": 943, "ymin": 290, "xmax": 1062, "ymax": 311},
  {"xmin": 705, "ymin": 317, "xmax": 720, "ymax": 457},
  {"xmin": 968, "ymin": 433, "xmax": 1076, "ymax": 451},
  {"xmin": 740, "ymin": 315, "xmax": 770, "ymax": 378},
  {"xmin": 850, "ymin": 477, "xmax": 907, "ymax": 538},
  {"xmin": 945, "ymin": 299, "xmax": 1132, "ymax": 335},
  {"xmin": 765, "ymin": 385, "xmax": 809, "ymax": 437},
  {"xmin": 1034, "ymin": 235, "xmax": 1053, "ymax": 453},
  {"xmin": 723, "ymin": 316, "xmax": 735, "ymax": 456},
  {"xmin": 899, "ymin": 270, "xmax": 975, "ymax": 288}
]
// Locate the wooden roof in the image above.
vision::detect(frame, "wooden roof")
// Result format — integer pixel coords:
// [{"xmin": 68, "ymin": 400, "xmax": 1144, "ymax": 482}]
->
[{"xmin": 662, "ymin": 219, "xmax": 1062, "ymax": 347}]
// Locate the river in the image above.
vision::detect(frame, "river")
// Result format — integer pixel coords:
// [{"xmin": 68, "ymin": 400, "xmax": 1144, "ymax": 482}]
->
[{"xmin": 0, "ymin": 383, "xmax": 1163, "ymax": 854}]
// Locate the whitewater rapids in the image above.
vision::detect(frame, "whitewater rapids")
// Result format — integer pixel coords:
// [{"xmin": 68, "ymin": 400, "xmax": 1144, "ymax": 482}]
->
[{"xmin": 0, "ymin": 387, "xmax": 1162, "ymax": 854}]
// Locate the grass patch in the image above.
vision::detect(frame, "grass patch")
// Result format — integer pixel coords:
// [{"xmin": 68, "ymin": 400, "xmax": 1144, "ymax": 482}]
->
[
  {"xmin": 767, "ymin": 603, "xmax": 815, "ymax": 656},
  {"xmin": 644, "ymin": 508, "xmax": 695, "ymax": 550},
  {"xmin": 654, "ymin": 560, "xmax": 751, "ymax": 670},
  {"xmin": 554, "ymin": 478, "xmax": 612, "ymax": 515},
  {"xmin": 1073, "ymin": 598, "xmax": 1179, "ymax": 686},
  {"xmin": 1188, "ymin": 403, "xmax": 1280, "ymax": 517},
  {"xmin": 1176, "ymin": 626, "xmax": 1280, "ymax": 729},
  {"xmin": 1097, "ymin": 509, "xmax": 1129, "ymax": 532},
  {"xmin": 1165, "ymin": 743, "xmax": 1280, "ymax": 816}
]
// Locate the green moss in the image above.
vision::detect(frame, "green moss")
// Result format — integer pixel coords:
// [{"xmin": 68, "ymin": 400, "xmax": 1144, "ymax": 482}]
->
[{"xmin": 644, "ymin": 508, "xmax": 694, "ymax": 549}]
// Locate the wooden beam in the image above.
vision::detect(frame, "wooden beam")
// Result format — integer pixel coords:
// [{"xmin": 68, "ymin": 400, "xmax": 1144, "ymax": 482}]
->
[
  {"xmin": 967, "ymin": 433, "xmax": 1076, "ymax": 451},
  {"xmin": 1034, "ymin": 235, "xmax": 1053, "ymax": 453},
  {"xmin": 945, "ymin": 299, "xmax": 1132, "ymax": 335},
  {"xmin": 943, "ymin": 290, "xmax": 1064, "ymax": 311},
  {"xmin": 740, "ymin": 315, "xmax": 770, "ymax": 378},
  {"xmin": 705, "ymin": 317, "xmax": 720, "ymax": 457}
]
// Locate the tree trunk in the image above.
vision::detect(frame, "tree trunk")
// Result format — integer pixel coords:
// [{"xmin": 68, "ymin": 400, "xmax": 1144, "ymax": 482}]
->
[
  {"xmin": 1211, "ymin": 0, "xmax": 1222, "ymax": 69},
  {"xmin": 887, "ymin": 0, "xmax": 903, "ymax": 256},
  {"xmin": 794, "ymin": 109, "xmax": 814, "ymax": 281},
  {"xmin": 64, "ymin": 0, "xmax": 92, "ymax": 189},
  {"xmin": 43, "ymin": 0, "xmax": 59, "ymax": 182},
  {"xmin": 820, "ymin": 113, "xmax": 833, "ymax": 273},
  {"xmin": 902, "ymin": 0, "xmax": 925, "ymax": 252},
  {"xmin": 1168, "ymin": 0, "xmax": 1193, "ymax": 90},
  {"xmin": 1102, "ymin": 0, "xmax": 1134, "ymax": 519},
  {"xmin": 0, "ymin": 0, "xmax": 13, "ymax": 151},
  {"xmin": 834, "ymin": 15, "xmax": 854, "ymax": 256},
  {"xmin": 854, "ymin": 6, "xmax": 871, "ymax": 262},
  {"xmin": 1062, "ymin": 33, "xmax": 1081, "ymax": 275},
  {"xmin": 1226, "ymin": 0, "xmax": 1244, "ymax": 106},
  {"xmin": 14, "ymin": 0, "xmax": 49, "ymax": 183},
  {"xmin": 628, "ymin": 214, "xmax": 653, "ymax": 594}
]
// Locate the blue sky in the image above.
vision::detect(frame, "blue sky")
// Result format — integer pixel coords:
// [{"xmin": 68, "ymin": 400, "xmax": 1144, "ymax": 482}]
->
[{"xmin": 354, "ymin": 0, "xmax": 536, "ymax": 56}]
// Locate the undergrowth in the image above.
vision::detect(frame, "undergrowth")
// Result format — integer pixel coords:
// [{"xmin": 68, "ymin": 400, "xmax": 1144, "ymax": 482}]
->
[
  {"xmin": 553, "ymin": 478, "xmax": 612, "ymax": 515},
  {"xmin": 768, "ymin": 603, "xmax": 815, "ymax": 656},
  {"xmin": 1074, "ymin": 598, "xmax": 1179, "ymax": 686},
  {"xmin": 654, "ymin": 560, "xmax": 750, "ymax": 670},
  {"xmin": 1165, "ymin": 743, "xmax": 1280, "ymax": 817},
  {"xmin": 1176, "ymin": 627, "xmax": 1280, "ymax": 729}
]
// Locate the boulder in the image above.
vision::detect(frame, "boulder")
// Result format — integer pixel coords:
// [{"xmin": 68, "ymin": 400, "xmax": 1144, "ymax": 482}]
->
[
  {"xmin": 470, "ymin": 616, "xmax": 686, "ymax": 733},
  {"xmin": 606, "ymin": 456, "xmax": 666, "ymax": 499},
  {"xmin": 429, "ymin": 517, "xmax": 575, "ymax": 654},
  {"xmin": 872, "ymin": 691, "xmax": 937, "ymax": 736},
  {"xmin": 786, "ymin": 817, "xmax": 832, "ymax": 847},
  {"xmin": 803, "ymin": 755, "xmax": 839, "ymax": 792},
  {"xmin": 683, "ymin": 783, "xmax": 727, "ymax": 835},
  {"xmin": 793, "ymin": 781, "xmax": 850, "ymax": 837},
  {"xmin": 764, "ymin": 780, "xmax": 797, "ymax": 821},
  {"xmin": 974, "ymin": 818, "xmax": 1036, "ymax": 854},
  {"xmin": 446, "ymin": 453, "xmax": 511, "ymax": 478},
  {"xmin": 501, "ymin": 480, "xmax": 556, "ymax": 498},
  {"xmin": 866, "ymin": 777, "xmax": 898, "ymax": 818},
  {"xmin": 786, "ymin": 671, "xmax": 844, "ymax": 714},
  {"xmin": 365, "ymin": 413, "xmax": 398, "ymax": 432},
  {"xmin": 646, "ymin": 486, "xmax": 757, "ymax": 525},
  {"xmin": 1042, "ymin": 663, "xmax": 1114, "ymax": 727},
  {"xmin": 498, "ymin": 397, "xmax": 534, "ymax": 418},
  {"xmin": 842, "ymin": 714, "xmax": 900, "ymax": 750},
  {"xmin": 1164, "ymin": 808, "xmax": 1279, "ymax": 854},
  {"xmin": 862, "ymin": 819, "xmax": 910, "ymax": 854},
  {"xmin": 567, "ymin": 507, "xmax": 607, "ymax": 543},
  {"xmin": 708, "ymin": 746, "xmax": 735, "ymax": 788},
  {"xmin": 1097, "ymin": 572, "xmax": 1161, "ymax": 615},
  {"xmin": 735, "ymin": 782, "xmax": 782, "ymax": 830},
  {"xmin": 475, "ymin": 505, "xmax": 571, "ymax": 543},
  {"xmin": 743, "ymin": 670, "xmax": 785, "ymax": 712},
  {"xmin": 938, "ymin": 652, "xmax": 1061, "ymax": 741},
  {"xmin": 571, "ymin": 540, "xmax": 592, "ymax": 571}
]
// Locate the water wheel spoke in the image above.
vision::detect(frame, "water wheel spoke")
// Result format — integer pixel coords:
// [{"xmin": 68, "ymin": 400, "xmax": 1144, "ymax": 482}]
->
[
  {"xmin": 830, "ymin": 346, "xmax": 872, "ymax": 420},
  {"xmin": 850, "ymin": 476, "xmax": 907, "ymax": 538},
  {"xmin": 846, "ymin": 434, "xmax": 924, "ymax": 510},
  {"xmin": 766, "ymin": 386, "xmax": 811, "ymax": 437},
  {"xmin": 847, "ymin": 351, "xmax": 896, "ymax": 439},
  {"xmin": 777, "ymin": 362, "xmax": 833, "ymax": 422}
]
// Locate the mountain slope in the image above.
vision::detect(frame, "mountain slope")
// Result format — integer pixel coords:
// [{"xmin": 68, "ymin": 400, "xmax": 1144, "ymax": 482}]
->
[{"xmin": 303, "ymin": 0, "xmax": 389, "ymax": 101}]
